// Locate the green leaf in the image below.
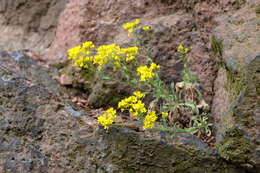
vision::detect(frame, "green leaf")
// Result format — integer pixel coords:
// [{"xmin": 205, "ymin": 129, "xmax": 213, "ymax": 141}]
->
[{"xmin": 101, "ymin": 76, "xmax": 112, "ymax": 80}]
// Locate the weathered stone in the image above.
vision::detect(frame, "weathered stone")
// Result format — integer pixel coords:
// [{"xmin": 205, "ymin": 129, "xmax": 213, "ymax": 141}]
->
[
  {"xmin": 47, "ymin": 0, "xmax": 243, "ymax": 106},
  {"xmin": 0, "ymin": 0, "xmax": 66, "ymax": 54},
  {"xmin": 0, "ymin": 0, "xmax": 258, "ymax": 172},
  {"xmin": 59, "ymin": 74, "xmax": 73, "ymax": 86},
  {"xmin": 212, "ymin": 2, "xmax": 260, "ymax": 170},
  {"xmin": 0, "ymin": 51, "xmax": 248, "ymax": 172},
  {"xmin": 87, "ymin": 81, "xmax": 128, "ymax": 108},
  {"xmin": 0, "ymin": 0, "xmax": 247, "ymax": 108}
]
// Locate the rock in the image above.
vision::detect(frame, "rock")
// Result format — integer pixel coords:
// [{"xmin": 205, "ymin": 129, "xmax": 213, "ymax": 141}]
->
[
  {"xmin": 0, "ymin": 0, "xmax": 247, "ymax": 107},
  {"xmin": 87, "ymin": 81, "xmax": 129, "ymax": 108},
  {"xmin": 0, "ymin": 51, "xmax": 248, "ymax": 172},
  {"xmin": 0, "ymin": 51, "xmax": 60, "ymax": 94},
  {"xmin": 46, "ymin": 0, "xmax": 240, "ymax": 106},
  {"xmin": 59, "ymin": 74, "xmax": 73, "ymax": 86},
  {"xmin": 211, "ymin": 1, "xmax": 260, "ymax": 170},
  {"xmin": 0, "ymin": 0, "xmax": 259, "ymax": 172},
  {"xmin": 0, "ymin": 0, "xmax": 66, "ymax": 54}
]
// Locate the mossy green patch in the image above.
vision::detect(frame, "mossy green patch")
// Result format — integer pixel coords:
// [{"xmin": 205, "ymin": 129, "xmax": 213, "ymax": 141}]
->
[
  {"xmin": 225, "ymin": 67, "xmax": 246, "ymax": 101},
  {"xmin": 256, "ymin": 5, "xmax": 260, "ymax": 14},
  {"xmin": 225, "ymin": 127, "xmax": 244, "ymax": 137},
  {"xmin": 217, "ymin": 128, "xmax": 254, "ymax": 164},
  {"xmin": 211, "ymin": 34, "xmax": 249, "ymax": 102},
  {"xmin": 211, "ymin": 36, "xmax": 223, "ymax": 61}
]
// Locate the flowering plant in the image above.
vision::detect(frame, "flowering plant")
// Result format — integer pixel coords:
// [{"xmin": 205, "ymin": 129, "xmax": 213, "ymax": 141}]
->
[{"xmin": 67, "ymin": 19, "xmax": 211, "ymax": 135}]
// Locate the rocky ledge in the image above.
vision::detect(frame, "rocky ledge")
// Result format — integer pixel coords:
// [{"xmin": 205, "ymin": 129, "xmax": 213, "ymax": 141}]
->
[
  {"xmin": 0, "ymin": 51, "xmax": 251, "ymax": 173},
  {"xmin": 0, "ymin": 0, "xmax": 259, "ymax": 172}
]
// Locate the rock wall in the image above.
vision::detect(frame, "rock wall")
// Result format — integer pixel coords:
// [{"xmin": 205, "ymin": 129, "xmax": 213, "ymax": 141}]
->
[
  {"xmin": 0, "ymin": 0, "xmax": 66, "ymax": 54},
  {"xmin": 212, "ymin": 1, "xmax": 260, "ymax": 170},
  {"xmin": 0, "ymin": 0, "xmax": 250, "ymax": 105},
  {"xmin": 47, "ymin": 0, "xmax": 245, "ymax": 106},
  {"xmin": 0, "ymin": 51, "xmax": 246, "ymax": 173},
  {"xmin": 0, "ymin": 0, "xmax": 259, "ymax": 172}
]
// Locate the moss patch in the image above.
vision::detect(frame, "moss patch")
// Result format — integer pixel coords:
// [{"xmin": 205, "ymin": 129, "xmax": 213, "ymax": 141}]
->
[
  {"xmin": 256, "ymin": 5, "xmax": 260, "ymax": 14},
  {"xmin": 217, "ymin": 128, "xmax": 254, "ymax": 164},
  {"xmin": 225, "ymin": 68, "xmax": 246, "ymax": 101},
  {"xmin": 211, "ymin": 36, "xmax": 223, "ymax": 61},
  {"xmin": 211, "ymin": 36, "xmax": 247, "ymax": 101}
]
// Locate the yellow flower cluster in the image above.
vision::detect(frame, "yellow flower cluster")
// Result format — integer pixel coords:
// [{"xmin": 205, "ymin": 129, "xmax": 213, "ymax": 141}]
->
[
  {"xmin": 118, "ymin": 91, "xmax": 147, "ymax": 116},
  {"xmin": 68, "ymin": 42, "xmax": 139, "ymax": 70},
  {"xmin": 94, "ymin": 44, "xmax": 139, "ymax": 69},
  {"xmin": 82, "ymin": 41, "xmax": 95, "ymax": 50},
  {"xmin": 143, "ymin": 110, "xmax": 157, "ymax": 129},
  {"xmin": 177, "ymin": 44, "xmax": 189, "ymax": 54},
  {"xmin": 122, "ymin": 18, "xmax": 140, "ymax": 34},
  {"xmin": 93, "ymin": 44, "xmax": 121, "ymax": 70},
  {"xmin": 136, "ymin": 63, "xmax": 160, "ymax": 81},
  {"xmin": 67, "ymin": 46, "xmax": 81, "ymax": 60},
  {"xmin": 142, "ymin": 26, "xmax": 151, "ymax": 31},
  {"xmin": 97, "ymin": 107, "xmax": 117, "ymax": 130},
  {"xmin": 73, "ymin": 56, "xmax": 93, "ymax": 68},
  {"xmin": 161, "ymin": 112, "xmax": 169, "ymax": 118},
  {"xmin": 67, "ymin": 41, "xmax": 95, "ymax": 68},
  {"xmin": 121, "ymin": 47, "xmax": 139, "ymax": 62}
]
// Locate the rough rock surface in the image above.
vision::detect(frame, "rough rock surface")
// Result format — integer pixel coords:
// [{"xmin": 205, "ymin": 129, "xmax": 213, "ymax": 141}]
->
[
  {"xmin": 0, "ymin": 0, "xmax": 250, "ymax": 107},
  {"xmin": 48, "ymin": 0, "xmax": 247, "ymax": 107},
  {"xmin": 212, "ymin": 1, "xmax": 260, "ymax": 170},
  {"xmin": 0, "ymin": 0, "xmax": 66, "ymax": 54},
  {"xmin": 0, "ymin": 51, "xmax": 248, "ymax": 173},
  {"xmin": 0, "ymin": 0, "xmax": 259, "ymax": 172}
]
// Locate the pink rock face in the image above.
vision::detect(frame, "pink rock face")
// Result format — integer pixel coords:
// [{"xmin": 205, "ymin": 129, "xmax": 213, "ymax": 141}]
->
[
  {"xmin": 0, "ymin": 0, "xmax": 248, "ymax": 106},
  {"xmin": 46, "ymin": 0, "xmax": 206, "ymax": 61},
  {"xmin": 44, "ymin": 0, "xmax": 83, "ymax": 60},
  {"xmin": 211, "ymin": 68, "xmax": 232, "ymax": 142},
  {"xmin": 45, "ymin": 0, "xmax": 163, "ymax": 60},
  {"xmin": 0, "ymin": 0, "xmax": 66, "ymax": 54},
  {"xmin": 46, "ymin": 0, "xmax": 233, "ymax": 105}
]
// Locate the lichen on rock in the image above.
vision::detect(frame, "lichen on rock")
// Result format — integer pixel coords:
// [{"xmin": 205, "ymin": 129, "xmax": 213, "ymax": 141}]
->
[
  {"xmin": 212, "ymin": 2, "xmax": 260, "ymax": 170},
  {"xmin": 217, "ymin": 128, "xmax": 254, "ymax": 164}
]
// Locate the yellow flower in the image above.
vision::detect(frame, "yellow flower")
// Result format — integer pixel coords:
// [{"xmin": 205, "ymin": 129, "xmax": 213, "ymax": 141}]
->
[
  {"xmin": 82, "ymin": 41, "xmax": 95, "ymax": 49},
  {"xmin": 136, "ymin": 63, "xmax": 160, "ymax": 81},
  {"xmin": 185, "ymin": 48, "xmax": 190, "ymax": 53},
  {"xmin": 68, "ymin": 41, "xmax": 140, "ymax": 71},
  {"xmin": 135, "ymin": 18, "xmax": 140, "ymax": 25},
  {"xmin": 121, "ymin": 47, "xmax": 139, "ymax": 62},
  {"xmin": 98, "ymin": 107, "xmax": 117, "ymax": 130},
  {"xmin": 118, "ymin": 91, "xmax": 147, "ymax": 116},
  {"xmin": 178, "ymin": 44, "xmax": 184, "ymax": 53},
  {"xmin": 133, "ymin": 91, "xmax": 144, "ymax": 99},
  {"xmin": 161, "ymin": 112, "xmax": 169, "ymax": 118},
  {"xmin": 132, "ymin": 100, "xmax": 147, "ymax": 115},
  {"xmin": 67, "ymin": 46, "xmax": 81, "ymax": 60},
  {"xmin": 142, "ymin": 26, "xmax": 151, "ymax": 31},
  {"xmin": 67, "ymin": 41, "xmax": 95, "ymax": 68},
  {"xmin": 122, "ymin": 18, "xmax": 140, "ymax": 34},
  {"xmin": 177, "ymin": 44, "xmax": 190, "ymax": 54},
  {"xmin": 143, "ymin": 111, "xmax": 157, "ymax": 129},
  {"xmin": 137, "ymin": 65, "xmax": 153, "ymax": 81},
  {"xmin": 74, "ymin": 56, "xmax": 84, "ymax": 68},
  {"xmin": 150, "ymin": 62, "xmax": 160, "ymax": 70},
  {"xmin": 93, "ymin": 44, "xmax": 121, "ymax": 70},
  {"xmin": 118, "ymin": 95, "xmax": 137, "ymax": 111}
]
